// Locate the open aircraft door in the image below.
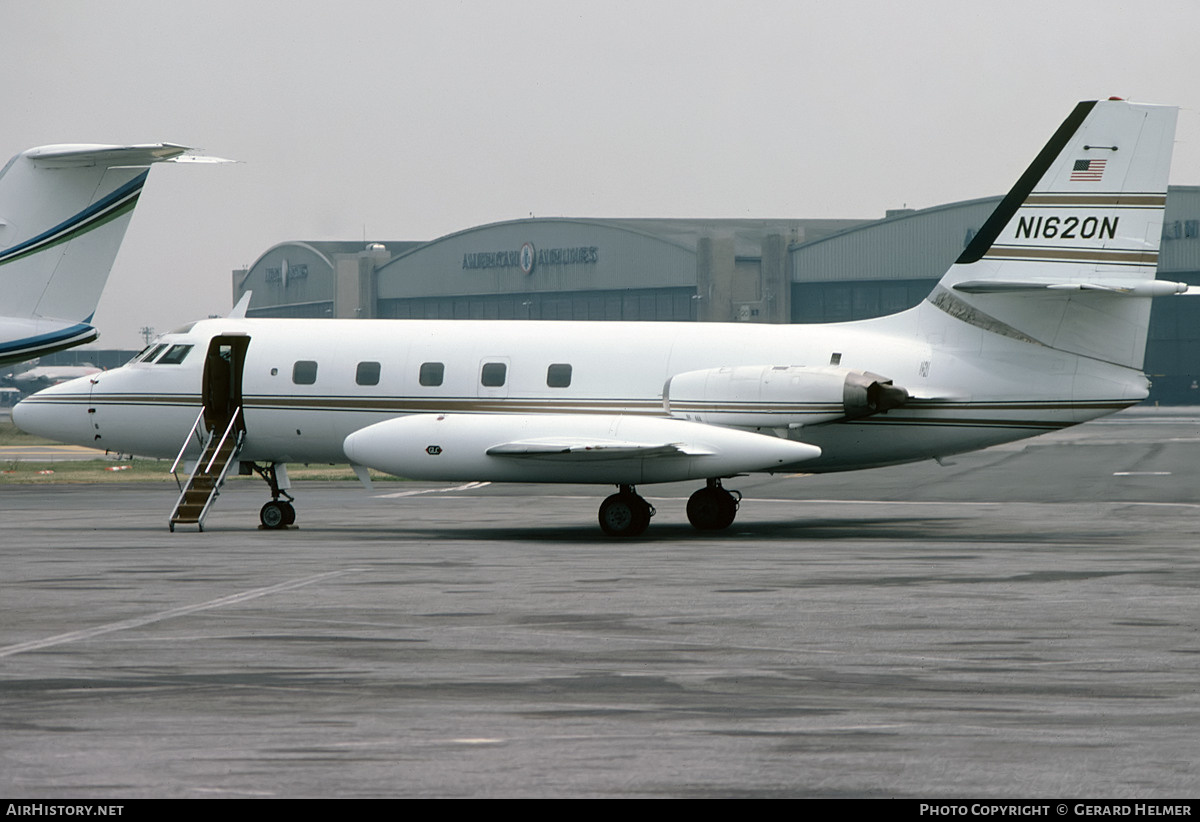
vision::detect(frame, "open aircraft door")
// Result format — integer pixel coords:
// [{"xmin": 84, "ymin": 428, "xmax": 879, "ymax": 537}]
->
[
  {"xmin": 201, "ymin": 334, "xmax": 250, "ymax": 434},
  {"xmin": 169, "ymin": 333, "xmax": 252, "ymax": 531}
]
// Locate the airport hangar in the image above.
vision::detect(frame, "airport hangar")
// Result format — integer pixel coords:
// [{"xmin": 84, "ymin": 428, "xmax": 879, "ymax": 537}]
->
[{"xmin": 229, "ymin": 187, "xmax": 1200, "ymax": 404}]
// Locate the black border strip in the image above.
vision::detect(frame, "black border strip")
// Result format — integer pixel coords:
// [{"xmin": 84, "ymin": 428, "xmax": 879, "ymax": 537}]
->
[{"xmin": 956, "ymin": 101, "xmax": 1097, "ymax": 265}]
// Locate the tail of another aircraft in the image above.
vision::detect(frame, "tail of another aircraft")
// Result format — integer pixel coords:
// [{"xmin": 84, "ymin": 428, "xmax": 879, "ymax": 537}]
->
[
  {"xmin": 0, "ymin": 143, "xmax": 204, "ymax": 364},
  {"xmin": 925, "ymin": 98, "xmax": 1185, "ymax": 370}
]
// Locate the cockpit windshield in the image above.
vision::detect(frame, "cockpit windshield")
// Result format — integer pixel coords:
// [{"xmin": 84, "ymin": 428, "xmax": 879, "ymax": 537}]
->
[
  {"xmin": 156, "ymin": 344, "xmax": 193, "ymax": 365},
  {"xmin": 126, "ymin": 345, "xmax": 154, "ymax": 365},
  {"xmin": 133, "ymin": 343, "xmax": 169, "ymax": 364}
]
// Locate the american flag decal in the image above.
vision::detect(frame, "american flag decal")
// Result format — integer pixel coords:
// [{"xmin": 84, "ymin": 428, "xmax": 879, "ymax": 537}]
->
[{"xmin": 1070, "ymin": 158, "xmax": 1107, "ymax": 182}]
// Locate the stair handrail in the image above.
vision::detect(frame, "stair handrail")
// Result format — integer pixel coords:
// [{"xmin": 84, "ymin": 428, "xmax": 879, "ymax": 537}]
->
[
  {"xmin": 169, "ymin": 425, "xmax": 215, "ymax": 525},
  {"xmin": 170, "ymin": 407, "xmax": 207, "ymax": 479},
  {"xmin": 168, "ymin": 407, "xmax": 246, "ymax": 531},
  {"xmin": 205, "ymin": 406, "xmax": 242, "ymax": 474},
  {"xmin": 196, "ymin": 426, "xmax": 246, "ymax": 527}
]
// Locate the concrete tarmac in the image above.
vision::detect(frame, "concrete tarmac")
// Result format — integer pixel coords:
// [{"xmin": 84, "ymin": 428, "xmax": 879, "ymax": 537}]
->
[
  {"xmin": 0, "ymin": 443, "xmax": 113, "ymax": 462},
  {"xmin": 1, "ymin": 410, "xmax": 1198, "ymax": 798}
]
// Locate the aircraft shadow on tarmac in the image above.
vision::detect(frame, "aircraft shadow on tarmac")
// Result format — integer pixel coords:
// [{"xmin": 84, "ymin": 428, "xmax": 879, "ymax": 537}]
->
[{"xmin": 337, "ymin": 514, "xmax": 1113, "ymax": 545}]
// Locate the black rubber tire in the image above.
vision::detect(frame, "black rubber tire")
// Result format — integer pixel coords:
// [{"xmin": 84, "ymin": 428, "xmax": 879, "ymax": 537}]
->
[
  {"xmin": 598, "ymin": 492, "xmax": 652, "ymax": 537},
  {"xmin": 260, "ymin": 500, "xmax": 287, "ymax": 529},
  {"xmin": 686, "ymin": 486, "xmax": 739, "ymax": 531}
]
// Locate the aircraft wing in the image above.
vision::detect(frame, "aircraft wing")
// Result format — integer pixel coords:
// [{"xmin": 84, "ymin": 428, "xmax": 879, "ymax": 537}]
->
[{"xmin": 486, "ymin": 437, "xmax": 715, "ymax": 459}]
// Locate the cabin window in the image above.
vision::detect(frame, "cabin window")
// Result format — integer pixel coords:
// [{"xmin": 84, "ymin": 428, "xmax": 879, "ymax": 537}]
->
[
  {"xmin": 157, "ymin": 344, "xmax": 193, "ymax": 365},
  {"xmin": 547, "ymin": 363, "xmax": 572, "ymax": 388},
  {"xmin": 480, "ymin": 362, "xmax": 507, "ymax": 387},
  {"xmin": 419, "ymin": 362, "xmax": 444, "ymax": 386},
  {"xmin": 292, "ymin": 360, "xmax": 318, "ymax": 385},
  {"xmin": 356, "ymin": 361, "xmax": 381, "ymax": 386}
]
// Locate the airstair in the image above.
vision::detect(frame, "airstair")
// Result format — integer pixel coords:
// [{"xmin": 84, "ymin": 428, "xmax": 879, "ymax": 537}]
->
[{"xmin": 169, "ymin": 407, "xmax": 244, "ymax": 532}]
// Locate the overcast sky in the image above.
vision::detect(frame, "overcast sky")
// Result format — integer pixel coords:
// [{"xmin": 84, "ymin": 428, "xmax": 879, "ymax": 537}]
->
[{"xmin": 3, "ymin": 0, "xmax": 1199, "ymax": 348}]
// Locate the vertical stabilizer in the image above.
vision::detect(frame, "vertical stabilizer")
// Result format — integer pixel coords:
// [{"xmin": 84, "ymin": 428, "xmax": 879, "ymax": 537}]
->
[
  {"xmin": 0, "ymin": 143, "xmax": 195, "ymax": 364},
  {"xmin": 928, "ymin": 99, "xmax": 1179, "ymax": 369}
]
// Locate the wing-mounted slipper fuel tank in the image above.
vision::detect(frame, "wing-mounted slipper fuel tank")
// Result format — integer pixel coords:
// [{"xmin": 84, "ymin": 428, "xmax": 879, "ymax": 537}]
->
[
  {"xmin": 343, "ymin": 413, "xmax": 822, "ymax": 484},
  {"xmin": 663, "ymin": 365, "xmax": 909, "ymax": 429}
]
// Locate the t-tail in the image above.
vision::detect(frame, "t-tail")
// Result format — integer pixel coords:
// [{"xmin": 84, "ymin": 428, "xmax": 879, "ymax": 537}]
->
[
  {"xmin": 0, "ymin": 143, "xmax": 223, "ymax": 366},
  {"xmin": 925, "ymin": 98, "xmax": 1189, "ymax": 372}
]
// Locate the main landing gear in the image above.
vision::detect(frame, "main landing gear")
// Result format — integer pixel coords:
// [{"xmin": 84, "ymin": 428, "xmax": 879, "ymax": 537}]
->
[
  {"xmin": 686, "ymin": 479, "xmax": 741, "ymax": 531},
  {"xmin": 596, "ymin": 479, "xmax": 741, "ymax": 537},
  {"xmin": 248, "ymin": 462, "xmax": 296, "ymax": 529},
  {"xmin": 598, "ymin": 485, "xmax": 656, "ymax": 537}
]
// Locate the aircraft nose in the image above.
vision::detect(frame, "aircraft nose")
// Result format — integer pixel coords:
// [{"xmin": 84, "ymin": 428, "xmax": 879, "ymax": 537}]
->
[
  {"xmin": 11, "ymin": 387, "xmax": 93, "ymax": 447},
  {"xmin": 11, "ymin": 396, "xmax": 40, "ymax": 436}
]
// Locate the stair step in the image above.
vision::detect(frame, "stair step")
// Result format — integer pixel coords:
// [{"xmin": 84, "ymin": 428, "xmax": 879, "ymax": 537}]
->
[{"xmin": 169, "ymin": 414, "xmax": 245, "ymax": 531}]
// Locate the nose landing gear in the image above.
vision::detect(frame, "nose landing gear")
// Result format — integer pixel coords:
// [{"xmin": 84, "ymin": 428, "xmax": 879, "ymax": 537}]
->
[
  {"xmin": 259, "ymin": 498, "xmax": 296, "ymax": 529},
  {"xmin": 248, "ymin": 462, "xmax": 296, "ymax": 530}
]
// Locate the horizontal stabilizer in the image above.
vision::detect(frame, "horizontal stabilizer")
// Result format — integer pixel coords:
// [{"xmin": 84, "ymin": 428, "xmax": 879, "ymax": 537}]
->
[
  {"xmin": 23, "ymin": 143, "xmax": 235, "ymax": 167},
  {"xmin": 953, "ymin": 279, "xmax": 1198, "ymax": 296},
  {"xmin": 169, "ymin": 154, "xmax": 239, "ymax": 164}
]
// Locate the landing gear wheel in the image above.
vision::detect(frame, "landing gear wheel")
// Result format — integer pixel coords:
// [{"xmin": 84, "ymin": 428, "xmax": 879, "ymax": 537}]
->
[
  {"xmin": 598, "ymin": 489, "xmax": 654, "ymax": 537},
  {"xmin": 260, "ymin": 500, "xmax": 288, "ymax": 529},
  {"xmin": 687, "ymin": 483, "xmax": 740, "ymax": 531},
  {"xmin": 249, "ymin": 462, "xmax": 296, "ymax": 530}
]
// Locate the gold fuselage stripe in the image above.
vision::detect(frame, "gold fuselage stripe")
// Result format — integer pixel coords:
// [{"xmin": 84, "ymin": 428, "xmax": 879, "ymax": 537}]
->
[{"xmin": 27, "ymin": 392, "xmax": 1134, "ymax": 430}]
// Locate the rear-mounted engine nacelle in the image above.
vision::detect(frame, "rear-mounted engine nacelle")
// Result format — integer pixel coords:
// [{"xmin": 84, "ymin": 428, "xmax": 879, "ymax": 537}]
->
[{"xmin": 663, "ymin": 365, "xmax": 908, "ymax": 428}]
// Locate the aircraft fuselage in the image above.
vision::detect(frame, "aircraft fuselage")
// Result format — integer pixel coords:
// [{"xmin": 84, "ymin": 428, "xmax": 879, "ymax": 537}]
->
[{"xmin": 15, "ymin": 304, "xmax": 1147, "ymax": 478}]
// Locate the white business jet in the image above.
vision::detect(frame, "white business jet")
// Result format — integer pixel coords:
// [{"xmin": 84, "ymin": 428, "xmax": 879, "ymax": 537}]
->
[
  {"xmin": 13, "ymin": 99, "xmax": 1195, "ymax": 535},
  {"xmin": 0, "ymin": 142, "xmax": 222, "ymax": 366}
]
